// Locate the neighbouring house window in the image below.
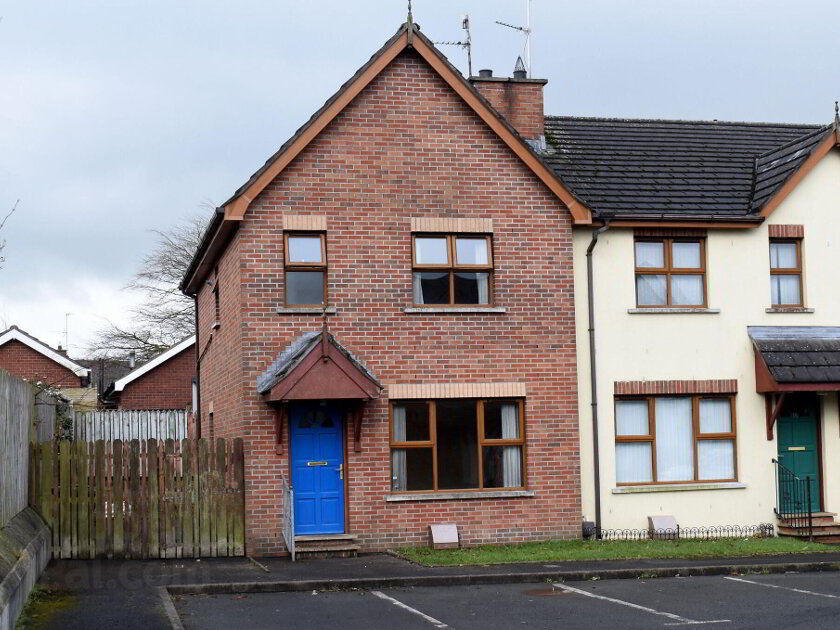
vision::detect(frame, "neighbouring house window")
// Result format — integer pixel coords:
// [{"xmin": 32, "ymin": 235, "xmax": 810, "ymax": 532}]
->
[
  {"xmin": 390, "ymin": 399, "xmax": 524, "ymax": 492},
  {"xmin": 284, "ymin": 233, "xmax": 326, "ymax": 306},
  {"xmin": 634, "ymin": 238, "xmax": 706, "ymax": 307},
  {"xmin": 614, "ymin": 395, "xmax": 736, "ymax": 484},
  {"xmin": 769, "ymin": 239, "xmax": 803, "ymax": 306},
  {"xmin": 412, "ymin": 235, "xmax": 493, "ymax": 305}
]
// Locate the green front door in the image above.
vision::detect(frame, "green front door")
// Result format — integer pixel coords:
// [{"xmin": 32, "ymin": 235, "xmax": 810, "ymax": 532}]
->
[{"xmin": 777, "ymin": 395, "xmax": 821, "ymax": 512}]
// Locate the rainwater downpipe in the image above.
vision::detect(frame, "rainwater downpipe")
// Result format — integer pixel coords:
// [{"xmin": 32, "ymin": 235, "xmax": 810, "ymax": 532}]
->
[{"xmin": 586, "ymin": 220, "xmax": 610, "ymax": 539}]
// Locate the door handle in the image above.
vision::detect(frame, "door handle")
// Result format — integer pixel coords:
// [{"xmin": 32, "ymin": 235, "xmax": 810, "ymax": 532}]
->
[
  {"xmin": 339, "ymin": 464, "xmax": 344, "ymax": 480},
  {"xmin": 307, "ymin": 461, "xmax": 328, "ymax": 467}
]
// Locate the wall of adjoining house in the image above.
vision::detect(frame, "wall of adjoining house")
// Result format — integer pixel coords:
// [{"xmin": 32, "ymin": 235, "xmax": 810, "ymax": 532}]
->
[
  {"xmin": 199, "ymin": 49, "xmax": 582, "ymax": 555},
  {"xmin": 0, "ymin": 340, "xmax": 82, "ymax": 388},
  {"xmin": 117, "ymin": 345, "xmax": 196, "ymax": 410},
  {"xmin": 575, "ymin": 149, "xmax": 840, "ymax": 531}
]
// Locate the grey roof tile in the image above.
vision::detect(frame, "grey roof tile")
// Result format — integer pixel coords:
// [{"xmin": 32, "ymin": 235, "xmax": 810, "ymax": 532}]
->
[
  {"xmin": 748, "ymin": 326, "xmax": 840, "ymax": 384},
  {"xmin": 544, "ymin": 117, "xmax": 830, "ymax": 220}
]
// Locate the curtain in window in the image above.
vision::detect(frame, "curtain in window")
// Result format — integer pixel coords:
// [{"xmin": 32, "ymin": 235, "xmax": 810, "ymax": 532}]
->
[
  {"xmin": 501, "ymin": 403, "xmax": 522, "ymax": 487},
  {"xmin": 770, "ymin": 242, "xmax": 797, "ymax": 268},
  {"xmin": 635, "ymin": 242, "xmax": 664, "ymax": 267},
  {"xmin": 699, "ymin": 399, "xmax": 731, "ymax": 433},
  {"xmin": 671, "ymin": 275, "xmax": 704, "ymax": 305},
  {"xmin": 655, "ymin": 397, "xmax": 694, "ymax": 481},
  {"xmin": 412, "ymin": 274, "xmax": 424, "ymax": 305},
  {"xmin": 671, "ymin": 242, "xmax": 701, "ymax": 268},
  {"xmin": 616, "ymin": 442, "xmax": 653, "ymax": 483},
  {"xmin": 392, "ymin": 406, "xmax": 407, "ymax": 491},
  {"xmin": 697, "ymin": 440, "xmax": 734, "ymax": 480},
  {"xmin": 477, "ymin": 272, "xmax": 490, "ymax": 305},
  {"xmin": 615, "ymin": 400, "xmax": 649, "ymax": 435},
  {"xmin": 636, "ymin": 275, "xmax": 667, "ymax": 305},
  {"xmin": 771, "ymin": 275, "xmax": 800, "ymax": 305}
]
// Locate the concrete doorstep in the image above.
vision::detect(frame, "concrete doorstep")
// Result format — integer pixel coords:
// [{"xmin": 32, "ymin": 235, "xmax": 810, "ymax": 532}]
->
[{"xmin": 165, "ymin": 559, "xmax": 840, "ymax": 596}]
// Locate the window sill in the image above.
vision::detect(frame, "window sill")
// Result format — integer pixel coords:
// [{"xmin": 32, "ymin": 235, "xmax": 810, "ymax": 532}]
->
[
  {"xmin": 612, "ymin": 482, "xmax": 746, "ymax": 494},
  {"xmin": 403, "ymin": 307, "xmax": 507, "ymax": 314},
  {"xmin": 766, "ymin": 307, "xmax": 814, "ymax": 314},
  {"xmin": 385, "ymin": 489, "xmax": 534, "ymax": 502},
  {"xmin": 627, "ymin": 308, "xmax": 720, "ymax": 314},
  {"xmin": 276, "ymin": 306, "xmax": 337, "ymax": 315}
]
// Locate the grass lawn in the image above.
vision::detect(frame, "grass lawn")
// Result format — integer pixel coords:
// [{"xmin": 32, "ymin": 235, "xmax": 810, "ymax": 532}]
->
[{"xmin": 396, "ymin": 537, "xmax": 837, "ymax": 566}]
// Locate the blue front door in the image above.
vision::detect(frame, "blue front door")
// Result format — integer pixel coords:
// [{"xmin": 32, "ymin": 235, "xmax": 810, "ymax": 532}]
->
[{"xmin": 290, "ymin": 404, "xmax": 345, "ymax": 535}]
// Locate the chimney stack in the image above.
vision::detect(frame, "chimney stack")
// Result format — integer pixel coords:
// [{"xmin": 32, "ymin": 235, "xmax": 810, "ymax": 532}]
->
[{"xmin": 469, "ymin": 58, "xmax": 547, "ymax": 146}]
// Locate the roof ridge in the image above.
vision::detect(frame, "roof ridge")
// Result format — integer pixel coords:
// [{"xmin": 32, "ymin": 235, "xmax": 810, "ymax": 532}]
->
[
  {"xmin": 755, "ymin": 124, "xmax": 833, "ymax": 160},
  {"xmin": 545, "ymin": 115, "xmax": 823, "ymax": 129}
]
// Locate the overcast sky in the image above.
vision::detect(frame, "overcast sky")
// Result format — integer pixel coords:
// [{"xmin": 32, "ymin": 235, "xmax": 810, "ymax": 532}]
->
[{"xmin": 1, "ymin": 0, "xmax": 838, "ymax": 355}]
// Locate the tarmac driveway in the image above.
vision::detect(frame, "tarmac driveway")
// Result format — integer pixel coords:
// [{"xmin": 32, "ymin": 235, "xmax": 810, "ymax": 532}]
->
[{"xmin": 174, "ymin": 572, "xmax": 840, "ymax": 630}]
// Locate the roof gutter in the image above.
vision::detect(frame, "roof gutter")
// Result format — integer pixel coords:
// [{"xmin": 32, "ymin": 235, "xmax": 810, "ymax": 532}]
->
[
  {"xmin": 181, "ymin": 208, "xmax": 239, "ymax": 295},
  {"xmin": 586, "ymin": 219, "xmax": 610, "ymax": 539}
]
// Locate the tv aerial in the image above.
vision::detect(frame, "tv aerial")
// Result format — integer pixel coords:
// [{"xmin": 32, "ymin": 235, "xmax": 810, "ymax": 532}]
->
[
  {"xmin": 434, "ymin": 14, "xmax": 473, "ymax": 77},
  {"xmin": 496, "ymin": 0, "xmax": 533, "ymax": 77}
]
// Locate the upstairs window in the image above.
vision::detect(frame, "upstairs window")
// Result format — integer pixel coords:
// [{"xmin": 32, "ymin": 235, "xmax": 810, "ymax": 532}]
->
[
  {"xmin": 412, "ymin": 235, "xmax": 493, "ymax": 305},
  {"xmin": 285, "ymin": 233, "xmax": 326, "ymax": 306},
  {"xmin": 769, "ymin": 239, "xmax": 803, "ymax": 306},
  {"xmin": 634, "ymin": 238, "xmax": 706, "ymax": 307}
]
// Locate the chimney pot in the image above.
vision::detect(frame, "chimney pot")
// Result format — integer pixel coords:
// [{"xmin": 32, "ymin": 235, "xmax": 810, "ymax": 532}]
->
[
  {"xmin": 478, "ymin": 68, "xmax": 493, "ymax": 78},
  {"xmin": 513, "ymin": 56, "xmax": 527, "ymax": 79}
]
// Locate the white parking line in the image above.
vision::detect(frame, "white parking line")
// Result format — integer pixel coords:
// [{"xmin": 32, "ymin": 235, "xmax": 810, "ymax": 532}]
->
[
  {"xmin": 371, "ymin": 590, "xmax": 450, "ymax": 628},
  {"xmin": 724, "ymin": 576, "xmax": 840, "ymax": 600},
  {"xmin": 552, "ymin": 583, "xmax": 730, "ymax": 626}
]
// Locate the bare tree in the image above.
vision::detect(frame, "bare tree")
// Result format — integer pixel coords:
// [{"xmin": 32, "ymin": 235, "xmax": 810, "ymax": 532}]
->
[
  {"xmin": 0, "ymin": 199, "xmax": 19, "ymax": 270},
  {"xmin": 89, "ymin": 214, "xmax": 208, "ymax": 361}
]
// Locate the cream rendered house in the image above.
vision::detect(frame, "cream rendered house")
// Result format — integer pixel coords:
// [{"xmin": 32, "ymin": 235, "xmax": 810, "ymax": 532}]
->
[{"xmin": 546, "ymin": 115, "xmax": 840, "ymax": 538}]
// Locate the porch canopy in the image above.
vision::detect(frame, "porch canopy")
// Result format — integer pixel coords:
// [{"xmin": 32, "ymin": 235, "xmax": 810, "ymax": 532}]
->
[
  {"xmin": 257, "ymin": 330, "xmax": 381, "ymax": 402},
  {"xmin": 257, "ymin": 331, "xmax": 381, "ymax": 452},
  {"xmin": 748, "ymin": 326, "xmax": 840, "ymax": 439}
]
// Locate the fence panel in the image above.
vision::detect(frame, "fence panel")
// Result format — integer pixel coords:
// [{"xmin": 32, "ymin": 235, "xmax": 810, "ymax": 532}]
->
[
  {"xmin": 29, "ymin": 438, "xmax": 245, "ymax": 560},
  {"xmin": 72, "ymin": 410, "xmax": 188, "ymax": 442},
  {"xmin": 0, "ymin": 370, "xmax": 35, "ymax": 528}
]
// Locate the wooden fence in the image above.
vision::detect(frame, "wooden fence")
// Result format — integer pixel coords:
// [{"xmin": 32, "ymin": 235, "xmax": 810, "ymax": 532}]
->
[
  {"xmin": 29, "ymin": 438, "xmax": 245, "ymax": 559},
  {"xmin": 0, "ymin": 370, "xmax": 33, "ymax": 528},
  {"xmin": 33, "ymin": 390, "xmax": 57, "ymax": 443},
  {"xmin": 72, "ymin": 409, "xmax": 188, "ymax": 442}
]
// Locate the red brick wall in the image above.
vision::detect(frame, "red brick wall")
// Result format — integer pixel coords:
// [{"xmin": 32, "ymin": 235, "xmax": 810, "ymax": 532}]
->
[
  {"xmin": 470, "ymin": 77, "xmax": 546, "ymax": 141},
  {"xmin": 117, "ymin": 345, "xmax": 196, "ymax": 410},
  {"xmin": 198, "ymin": 49, "xmax": 580, "ymax": 556},
  {"xmin": 0, "ymin": 339, "xmax": 82, "ymax": 388}
]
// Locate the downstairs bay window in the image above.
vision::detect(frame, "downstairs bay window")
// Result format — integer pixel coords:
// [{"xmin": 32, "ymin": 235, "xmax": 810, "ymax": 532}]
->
[
  {"xmin": 390, "ymin": 399, "xmax": 525, "ymax": 492},
  {"xmin": 614, "ymin": 395, "xmax": 736, "ymax": 485}
]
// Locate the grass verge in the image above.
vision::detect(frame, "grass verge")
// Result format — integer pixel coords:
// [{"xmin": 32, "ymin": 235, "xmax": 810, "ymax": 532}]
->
[
  {"xmin": 15, "ymin": 586, "xmax": 75, "ymax": 630},
  {"xmin": 396, "ymin": 537, "xmax": 837, "ymax": 566}
]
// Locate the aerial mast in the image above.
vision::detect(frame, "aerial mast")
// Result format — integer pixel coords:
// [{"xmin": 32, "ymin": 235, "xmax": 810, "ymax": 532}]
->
[{"xmin": 496, "ymin": 0, "xmax": 533, "ymax": 77}]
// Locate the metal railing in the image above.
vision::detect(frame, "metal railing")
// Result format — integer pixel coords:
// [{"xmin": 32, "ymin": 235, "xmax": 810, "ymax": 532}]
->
[
  {"xmin": 773, "ymin": 458, "xmax": 813, "ymax": 541},
  {"xmin": 598, "ymin": 524, "xmax": 774, "ymax": 541},
  {"xmin": 281, "ymin": 473, "xmax": 296, "ymax": 561}
]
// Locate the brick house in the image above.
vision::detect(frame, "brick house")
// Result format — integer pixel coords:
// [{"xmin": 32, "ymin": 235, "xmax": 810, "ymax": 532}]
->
[
  {"xmin": 181, "ymin": 21, "xmax": 593, "ymax": 556},
  {"xmin": 0, "ymin": 325, "xmax": 90, "ymax": 389},
  {"xmin": 103, "ymin": 336, "xmax": 196, "ymax": 410}
]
